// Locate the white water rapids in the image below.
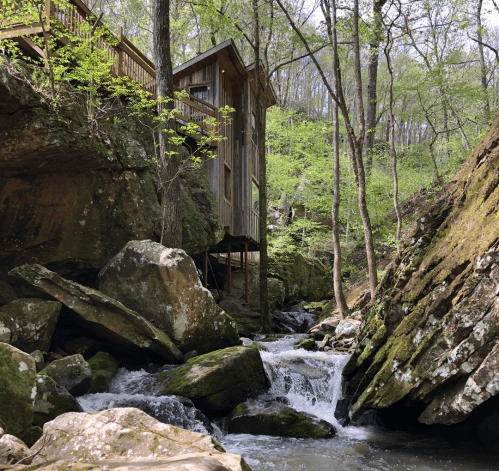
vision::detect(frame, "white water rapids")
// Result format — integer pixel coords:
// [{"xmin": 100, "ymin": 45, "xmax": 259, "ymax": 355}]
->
[{"xmin": 78, "ymin": 336, "xmax": 498, "ymax": 470}]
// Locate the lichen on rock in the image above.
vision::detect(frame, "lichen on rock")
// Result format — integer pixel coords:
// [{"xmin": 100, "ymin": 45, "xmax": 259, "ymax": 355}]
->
[{"xmin": 344, "ymin": 117, "xmax": 499, "ymax": 427}]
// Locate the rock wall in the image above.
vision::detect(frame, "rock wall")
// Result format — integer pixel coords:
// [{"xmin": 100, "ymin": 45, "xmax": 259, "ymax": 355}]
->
[
  {"xmin": 344, "ymin": 117, "xmax": 499, "ymax": 430},
  {"xmin": 0, "ymin": 63, "xmax": 223, "ymax": 304}
]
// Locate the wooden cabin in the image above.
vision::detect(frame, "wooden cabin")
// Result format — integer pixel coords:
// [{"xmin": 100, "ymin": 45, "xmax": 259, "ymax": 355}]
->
[
  {"xmin": 1, "ymin": 2, "xmax": 275, "ymax": 297},
  {"xmin": 174, "ymin": 40, "xmax": 277, "ymax": 250}
]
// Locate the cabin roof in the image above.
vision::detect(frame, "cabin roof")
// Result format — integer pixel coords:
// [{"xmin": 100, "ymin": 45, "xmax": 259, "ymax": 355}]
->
[
  {"xmin": 245, "ymin": 63, "xmax": 277, "ymax": 107},
  {"xmin": 173, "ymin": 39, "xmax": 246, "ymax": 80},
  {"xmin": 173, "ymin": 39, "xmax": 277, "ymax": 107}
]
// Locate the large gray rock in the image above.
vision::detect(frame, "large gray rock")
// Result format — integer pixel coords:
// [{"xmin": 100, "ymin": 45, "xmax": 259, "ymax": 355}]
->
[
  {"xmin": 40, "ymin": 354, "xmax": 92, "ymax": 396},
  {"xmin": 98, "ymin": 240, "xmax": 240, "ymax": 354},
  {"xmin": 0, "ymin": 343, "xmax": 36, "ymax": 438},
  {"xmin": 33, "ymin": 375, "xmax": 82, "ymax": 427},
  {"xmin": 268, "ymin": 251, "xmax": 333, "ymax": 303},
  {"xmin": 228, "ymin": 398, "xmax": 336, "ymax": 438},
  {"xmin": 12, "ymin": 454, "xmax": 250, "ymax": 470},
  {"xmin": 0, "ymin": 299, "xmax": 61, "ymax": 353},
  {"xmin": 29, "ymin": 408, "xmax": 249, "ymax": 471},
  {"xmin": 0, "ymin": 433, "xmax": 30, "ymax": 465},
  {"xmin": 155, "ymin": 345, "xmax": 267, "ymax": 415},
  {"xmin": 9, "ymin": 264, "xmax": 182, "ymax": 363}
]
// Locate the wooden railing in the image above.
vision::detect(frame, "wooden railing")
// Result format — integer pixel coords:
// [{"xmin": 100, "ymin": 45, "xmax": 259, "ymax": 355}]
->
[
  {"xmin": 250, "ymin": 139, "xmax": 259, "ymax": 183},
  {"xmin": 250, "ymin": 208, "xmax": 259, "ymax": 241},
  {"xmin": 0, "ymin": 0, "xmax": 218, "ymax": 136},
  {"xmin": 222, "ymin": 197, "xmax": 233, "ymax": 231}
]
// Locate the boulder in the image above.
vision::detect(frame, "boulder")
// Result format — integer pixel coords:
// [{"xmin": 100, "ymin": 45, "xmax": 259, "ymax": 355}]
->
[
  {"xmin": 29, "ymin": 408, "xmax": 249, "ymax": 471},
  {"xmin": 218, "ymin": 298, "xmax": 262, "ymax": 338},
  {"xmin": 308, "ymin": 315, "xmax": 342, "ymax": 337},
  {"xmin": 334, "ymin": 319, "xmax": 361, "ymax": 341},
  {"xmin": 0, "ymin": 299, "xmax": 61, "ymax": 353},
  {"xmin": 268, "ymin": 251, "xmax": 332, "ymax": 303},
  {"xmin": 88, "ymin": 352, "xmax": 119, "ymax": 393},
  {"xmin": 0, "ymin": 343, "xmax": 36, "ymax": 438},
  {"xmin": 155, "ymin": 345, "xmax": 267, "ymax": 415},
  {"xmin": 228, "ymin": 398, "xmax": 336, "ymax": 438},
  {"xmin": 8, "ymin": 264, "xmax": 182, "ymax": 363},
  {"xmin": 30, "ymin": 351, "xmax": 45, "ymax": 373},
  {"xmin": 33, "ymin": 375, "xmax": 82, "ymax": 427},
  {"xmin": 13, "ymin": 454, "xmax": 250, "ymax": 471},
  {"xmin": 295, "ymin": 338, "xmax": 316, "ymax": 351},
  {"xmin": 98, "ymin": 240, "xmax": 240, "ymax": 354},
  {"xmin": 39, "ymin": 354, "xmax": 92, "ymax": 396},
  {"xmin": 0, "ymin": 434, "xmax": 29, "ymax": 465}
]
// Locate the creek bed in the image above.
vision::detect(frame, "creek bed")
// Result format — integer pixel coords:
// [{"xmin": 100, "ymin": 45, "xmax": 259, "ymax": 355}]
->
[{"xmin": 79, "ymin": 336, "xmax": 499, "ymax": 471}]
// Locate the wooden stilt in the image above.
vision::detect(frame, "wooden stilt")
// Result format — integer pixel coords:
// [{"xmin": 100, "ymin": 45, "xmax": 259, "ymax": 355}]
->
[
  {"xmin": 203, "ymin": 250, "xmax": 208, "ymax": 288},
  {"xmin": 228, "ymin": 242, "xmax": 232, "ymax": 295},
  {"xmin": 245, "ymin": 240, "xmax": 249, "ymax": 304}
]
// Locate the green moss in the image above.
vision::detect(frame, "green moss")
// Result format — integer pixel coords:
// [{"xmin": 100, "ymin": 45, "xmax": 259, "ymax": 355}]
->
[
  {"xmin": 295, "ymin": 338, "xmax": 316, "ymax": 351},
  {"xmin": 0, "ymin": 344, "xmax": 36, "ymax": 438}
]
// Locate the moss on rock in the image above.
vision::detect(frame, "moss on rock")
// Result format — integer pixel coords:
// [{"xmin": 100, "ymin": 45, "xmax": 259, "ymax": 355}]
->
[
  {"xmin": 156, "ymin": 345, "xmax": 267, "ymax": 415},
  {"xmin": 0, "ymin": 343, "xmax": 36, "ymax": 438}
]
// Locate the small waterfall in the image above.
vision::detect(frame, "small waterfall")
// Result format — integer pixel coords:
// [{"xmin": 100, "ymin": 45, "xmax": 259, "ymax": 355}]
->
[
  {"xmin": 78, "ymin": 367, "xmax": 212, "ymax": 434},
  {"xmin": 259, "ymin": 338, "xmax": 350, "ymax": 428}
]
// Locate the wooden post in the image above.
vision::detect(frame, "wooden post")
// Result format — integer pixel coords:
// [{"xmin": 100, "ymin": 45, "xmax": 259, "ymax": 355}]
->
[
  {"xmin": 116, "ymin": 26, "xmax": 124, "ymax": 77},
  {"xmin": 203, "ymin": 250, "xmax": 208, "ymax": 288},
  {"xmin": 227, "ymin": 242, "xmax": 232, "ymax": 295},
  {"xmin": 245, "ymin": 240, "xmax": 249, "ymax": 304}
]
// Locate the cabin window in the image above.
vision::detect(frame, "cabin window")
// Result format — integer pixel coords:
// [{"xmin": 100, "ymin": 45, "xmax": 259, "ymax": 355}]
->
[
  {"xmin": 190, "ymin": 85, "xmax": 208, "ymax": 102},
  {"xmin": 251, "ymin": 112, "xmax": 258, "ymax": 145},
  {"xmin": 252, "ymin": 181, "xmax": 259, "ymax": 214},
  {"xmin": 224, "ymin": 165, "xmax": 232, "ymax": 201}
]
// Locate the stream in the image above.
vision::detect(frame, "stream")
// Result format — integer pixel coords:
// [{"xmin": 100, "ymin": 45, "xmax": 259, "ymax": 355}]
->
[{"xmin": 79, "ymin": 336, "xmax": 499, "ymax": 471}]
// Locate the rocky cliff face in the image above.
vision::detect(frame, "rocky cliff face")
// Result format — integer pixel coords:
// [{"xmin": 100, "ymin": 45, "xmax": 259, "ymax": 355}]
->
[
  {"xmin": 344, "ymin": 117, "xmax": 499, "ymax": 431},
  {"xmin": 0, "ymin": 63, "xmax": 223, "ymax": 304}
]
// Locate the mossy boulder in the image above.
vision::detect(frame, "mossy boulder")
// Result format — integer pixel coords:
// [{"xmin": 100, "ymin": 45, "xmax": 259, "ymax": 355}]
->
[
  {"xmin": 0, "ymin": 343, "xmax": 36, "ymax": 438},
  {"xmin": 98, "ymin": 240, "xmax": 241, "ymax": 354},
  {"xmin": 88, "ymin": 352, "xmax": 119, "ymax": 393},
  {"xmin": 33, "ymin": 375, "xmax": 82, "ymax": 427},
  {"xmin": 155, "ymin": 345, "xmax": 268, "ymax": 415},
  {"xmin": 39, "ymin": 354, "xmax": 92, "ymax": 396},
  {"xmin": 0, "ymin": 299, "xmax": 61, "ymax": 353},
  {"xmin": 295, "ymin": 338, "xmax": 316, "ymax": 351},
  {"xmin": 9, "ymin": 264, "xmax": 183, "ymax": 363},
  {"xmin": 228, "ymin": 398, "xmax": 336, "ymax": 438},
  {"xmin": 269, "ymin": 251, "xmax": 332, "ymax": 303}
]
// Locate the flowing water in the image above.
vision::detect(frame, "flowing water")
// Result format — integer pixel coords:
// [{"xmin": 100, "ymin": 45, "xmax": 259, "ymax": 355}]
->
[{"xmin": 79, "ymin": 336, "xmax": 499, "ymax": 471}]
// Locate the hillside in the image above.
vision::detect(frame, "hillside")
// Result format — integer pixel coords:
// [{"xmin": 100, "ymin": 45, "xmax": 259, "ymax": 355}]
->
[{"xmin": 344, "ymin": 116, "xmax": 499, "ymax": 438}]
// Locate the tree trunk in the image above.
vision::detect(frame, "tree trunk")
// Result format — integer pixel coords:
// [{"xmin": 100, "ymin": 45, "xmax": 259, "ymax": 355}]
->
[
  {"xmin": 476, "ymin": 0, "xmax": 491, "ymax": 124},
  {"xmin": 153, "ymin": 0, "xmax": 181, "ymax": 248},
  {"xmin": 385, "ymin": 40, "xmax": 402, "ymax": 244},
  {"xmin": 253, "ymin": 0, "xmax": 271, "ymax": 333},
  {"xmin": 364, "ymin": 0, "xmax": 388, "ymax": 173}
]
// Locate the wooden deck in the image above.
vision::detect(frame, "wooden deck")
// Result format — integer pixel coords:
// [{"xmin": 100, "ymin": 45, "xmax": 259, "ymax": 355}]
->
[{"xmin": 0, "ymin": 0, "xmax": 218, "ymax": 137}]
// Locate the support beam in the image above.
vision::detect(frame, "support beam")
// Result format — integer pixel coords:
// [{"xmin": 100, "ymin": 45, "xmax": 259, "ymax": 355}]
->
[
  {"xmin": 245, "ymin": 240, "xmax": 249, "ymax": 304},
  {"xmin": 227, "ymin": 242, "xmax": 232, "ymax": 295}
]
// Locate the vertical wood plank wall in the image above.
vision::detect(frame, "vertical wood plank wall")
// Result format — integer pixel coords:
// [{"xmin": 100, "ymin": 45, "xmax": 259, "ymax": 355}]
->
[{"xmin": 173, "ymin": 59, "xmax": 264, "ymax": 243}]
